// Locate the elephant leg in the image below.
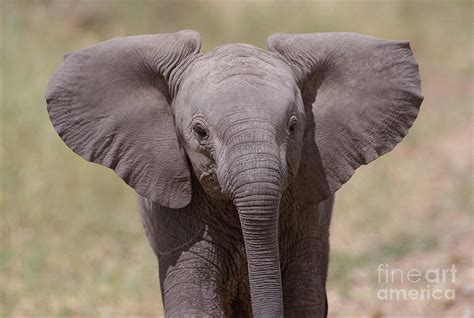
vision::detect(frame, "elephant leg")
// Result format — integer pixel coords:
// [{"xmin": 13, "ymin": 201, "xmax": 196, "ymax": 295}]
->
[
  {"xmin": 158, "ymin": 232, "xmax": 224, "ymax": 317},
  {"xmin": 279, "ymin": 194, "xmax": 333, "ymax": 317},
  {"xmin": 138, "ymin": 196, "xmax": 224, "ymax": 317},
  {"xmin": 280, "ymin": 243, "xmax": 329, "ymax": 318}
]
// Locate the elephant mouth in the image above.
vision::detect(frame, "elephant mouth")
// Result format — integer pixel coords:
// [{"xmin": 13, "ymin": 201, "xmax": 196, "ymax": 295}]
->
[{"xmin": 198, "ymin": 166, "xmax": 229, "ymax": 200}]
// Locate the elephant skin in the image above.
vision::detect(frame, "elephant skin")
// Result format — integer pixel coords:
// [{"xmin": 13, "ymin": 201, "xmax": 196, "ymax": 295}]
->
[{"xmin": 46, "ymin": 30, "xmax": 423, "ymax": 317}]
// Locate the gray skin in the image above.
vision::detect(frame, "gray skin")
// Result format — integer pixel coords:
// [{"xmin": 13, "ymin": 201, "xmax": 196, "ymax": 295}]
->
[{"xmin": 46, "ymin": 30, "xmax": 423, "ymax": 317}]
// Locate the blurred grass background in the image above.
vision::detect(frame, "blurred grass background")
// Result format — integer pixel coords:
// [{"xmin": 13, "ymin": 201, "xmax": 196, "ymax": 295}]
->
[{"xmin": 1, "ymin": 1, "xmax": 472, "ymax": 316}]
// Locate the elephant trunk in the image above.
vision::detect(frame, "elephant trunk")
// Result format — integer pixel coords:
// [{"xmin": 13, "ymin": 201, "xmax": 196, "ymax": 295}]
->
[
  {"xmin": 221, "ymin": 139, "xmax": 284, "ymax": 317},
  {"xmin": 235, "ymin": 186, "xmax": 283, "ymax": 317}
]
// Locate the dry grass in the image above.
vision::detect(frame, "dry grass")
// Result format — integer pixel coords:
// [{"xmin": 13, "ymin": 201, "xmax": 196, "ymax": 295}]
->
[{"xmin": 1, "ymin": 1, "xmax": 472, "ymax": 316}]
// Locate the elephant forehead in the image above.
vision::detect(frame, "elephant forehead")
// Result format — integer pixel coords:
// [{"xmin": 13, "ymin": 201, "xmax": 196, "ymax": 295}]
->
[
  {"xmin": 177, "ymin": 44, "xmax": 298, "ymax": 114},
  {"xmin": 187, "ymin": 44, "xmax": 296, "ymax": 87},
  {"xmin": 173, "ymin": 44, "xmax": 302, "ymax": 129},
  {"xmin": 186, "ymin": 74, "xmax": 297, "ymax": 120}
]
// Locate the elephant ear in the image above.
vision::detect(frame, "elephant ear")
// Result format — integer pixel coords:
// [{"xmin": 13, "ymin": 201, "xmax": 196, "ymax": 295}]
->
[
  {"xmin": 46, "ymin": 30, "xmax": 201, "ymax": 209},
  {"xmin": 268, "ymin": 32, "xmax": 423, "ymax": 204}
]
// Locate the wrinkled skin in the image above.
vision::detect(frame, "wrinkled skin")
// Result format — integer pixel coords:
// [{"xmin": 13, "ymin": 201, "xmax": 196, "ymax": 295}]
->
[
  {"xmin": 46, "ymin": 30, "xmax": 423, "ymax": 317},
  {"xmin": 141, "ymin": 45, "xmax": 330, "ymax": 316},
  {"xmin": 138, "ymin": 185, "xmax": 333, "ymax": 317}
]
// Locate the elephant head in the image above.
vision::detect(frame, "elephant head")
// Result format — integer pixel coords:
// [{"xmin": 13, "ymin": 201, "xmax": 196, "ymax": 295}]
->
[{"xmin": 46, "ymin": 30, "xmax": 422, "ymax": 316}]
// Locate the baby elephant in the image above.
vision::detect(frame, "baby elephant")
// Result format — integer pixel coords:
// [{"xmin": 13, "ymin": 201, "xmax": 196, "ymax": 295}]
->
[{"xmin": 46, "ymin": 30, "xmax": 422, "ymax": 317}]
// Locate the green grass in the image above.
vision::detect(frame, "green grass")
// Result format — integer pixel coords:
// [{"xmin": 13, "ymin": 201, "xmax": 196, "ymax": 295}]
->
[{"xmin": 1, "ymin": 1, "xmax": 472, "ymax": 316}]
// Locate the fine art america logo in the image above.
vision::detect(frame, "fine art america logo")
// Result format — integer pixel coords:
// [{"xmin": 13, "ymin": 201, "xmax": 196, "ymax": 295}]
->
[{"xmin": 376, "ymin": 264, "xmax": 457, "ymax": 301}]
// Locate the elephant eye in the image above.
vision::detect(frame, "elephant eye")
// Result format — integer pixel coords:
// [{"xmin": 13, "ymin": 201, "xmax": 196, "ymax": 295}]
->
[
  {"xmin": 192, "ymin": 123, "xmax": 209, "ymax": 141},
  {"xmin": 288, "ymin": 115, "xmax": 297, "ymax": 134}
]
